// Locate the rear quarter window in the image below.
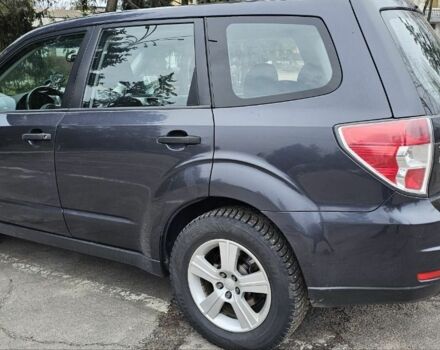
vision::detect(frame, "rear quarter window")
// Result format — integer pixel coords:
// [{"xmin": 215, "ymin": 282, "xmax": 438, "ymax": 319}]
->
[{"xmin": 207, "ymin": 16, "xmax": 342, "ymax": 108}]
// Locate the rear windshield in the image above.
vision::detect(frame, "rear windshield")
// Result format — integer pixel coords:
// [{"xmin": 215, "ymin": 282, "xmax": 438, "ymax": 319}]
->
[{"xmin": 383, "ymin": 10, "xmax": 440, "ymax": 115}]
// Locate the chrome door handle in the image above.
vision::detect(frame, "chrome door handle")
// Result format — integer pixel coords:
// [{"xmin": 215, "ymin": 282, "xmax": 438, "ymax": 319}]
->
[
  {"xmin": 158, "ymin": 135, "xmax": 201, "ymax": 145},
  {"xmin": 22, "ymin": 133, "xmax": 52, "ymax": 141}
]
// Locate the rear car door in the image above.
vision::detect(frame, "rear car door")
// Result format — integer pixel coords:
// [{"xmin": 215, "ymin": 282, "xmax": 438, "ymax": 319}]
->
[
  {"xmin": 0, "ymin": 31, "xmax": 87, "ymax": 234},
  {"xmin": 55, "ymin": 19, "xmax": 213, "ymax": 251}
]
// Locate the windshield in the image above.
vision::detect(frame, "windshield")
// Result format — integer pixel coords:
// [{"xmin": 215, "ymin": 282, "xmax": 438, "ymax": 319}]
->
[{"xmin": 383, "ymin": 10, "xmax": 440, "ymax": 115}]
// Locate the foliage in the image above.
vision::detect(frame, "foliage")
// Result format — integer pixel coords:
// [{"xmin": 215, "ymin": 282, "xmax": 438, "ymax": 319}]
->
[
  {"xmin": 122, "ymin": 0, "xmax": 173, "ymax": 9},
  {"xmin": 122, "ymin": 0, "xmax": 234, "ymax": 7},
  {"xmin": 73, "ymin": 0, "xmax": 98, "ymax": 14},
  {"xmin": 0, "ymin": 0, "xmax": 35, "ymax": 51},
  {"xmin": 0, "ymin": 0, "xmax": 62, "ymax": 51}
]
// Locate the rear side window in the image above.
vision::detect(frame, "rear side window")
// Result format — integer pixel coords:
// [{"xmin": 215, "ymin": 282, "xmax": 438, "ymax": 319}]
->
[
  {"xmin": 383, "ymin": 10, "xmax": 440, "ymax": 115},
  {"xmin": 83, "ymin": 23, "xmax": 197, "ymax": 108},
  {"xmin": 207, "ymin": 16, "xmax": 341, "ymax": 107}
]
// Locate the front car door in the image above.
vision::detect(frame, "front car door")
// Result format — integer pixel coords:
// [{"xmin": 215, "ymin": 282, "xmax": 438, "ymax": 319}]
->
[
  {"xmin": 55, "ymin": 19, "xmax": 213, "ymax": 252},
  {"xmin": 0, "ymin": 30, "xmax": 88, "ymax": 234}
]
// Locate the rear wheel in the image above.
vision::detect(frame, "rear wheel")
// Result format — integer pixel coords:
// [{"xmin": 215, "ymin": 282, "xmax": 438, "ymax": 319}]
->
[{"xmin": 170, "ymin": 207, "xmax": 308, "ymax": 350}]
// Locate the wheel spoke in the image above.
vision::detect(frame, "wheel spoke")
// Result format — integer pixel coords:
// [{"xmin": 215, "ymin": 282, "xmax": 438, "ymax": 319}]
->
[
  {"xmin": 189, "ymin": 255, "xmax": 219, "ymax": 284},
  {"xmin": 219, "ymin": 241, "xmax": 240, "ymax": 273},
  {"xmin": 231, "ymin": 295, "xmax": 259, "ymax": 330},
  {"xmin": 239, "ymin": 271, "xmax": 270, "ymax": 294},
  {"xmin": 199, "ymin": 290, "xmax": 225, "ymax": 319}
]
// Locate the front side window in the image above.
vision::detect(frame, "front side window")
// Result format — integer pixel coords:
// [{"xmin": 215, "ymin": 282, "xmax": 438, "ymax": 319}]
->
[
  {"xmin": 83, "ymin": 23, "xmax": 196, "ymax": 108},
  {"xmin": 0, "ymin": 34, "xmax": 84, "ymax": 112},
  {"xmin": 383, "ymin": 10, "xmax": 440, "ymax": 115}
]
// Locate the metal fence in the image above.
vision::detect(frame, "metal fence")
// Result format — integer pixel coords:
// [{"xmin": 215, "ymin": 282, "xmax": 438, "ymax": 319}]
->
[{"xmin": 430, "ymin": 8, "xmax": 440, "ymax": 23}]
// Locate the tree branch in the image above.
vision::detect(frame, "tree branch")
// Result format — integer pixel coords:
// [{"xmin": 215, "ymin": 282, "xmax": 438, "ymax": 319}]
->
[{"xmin": 126, "ymin": 0, "xmax": 141, "ymax": 8}]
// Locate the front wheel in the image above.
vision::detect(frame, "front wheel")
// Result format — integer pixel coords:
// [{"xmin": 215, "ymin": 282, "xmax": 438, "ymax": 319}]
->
[{"xmin": 170, "ymin": 207, "xmax": 308, "ymax": 350}]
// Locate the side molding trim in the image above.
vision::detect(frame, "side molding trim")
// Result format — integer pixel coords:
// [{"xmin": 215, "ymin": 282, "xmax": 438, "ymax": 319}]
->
[{"xmin": 0, "ymin": 221, "xmax": 164, "ymax": 277}]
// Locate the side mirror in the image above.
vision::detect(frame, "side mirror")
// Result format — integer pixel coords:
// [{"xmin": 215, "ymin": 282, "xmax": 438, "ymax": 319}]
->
[
  {"xmin": 0, "ymin": 94, "xmax": 16, "ymax": 111},
  {"xmin": 66, "ymin": 51, "xmax": 78, "ymax": 63}
]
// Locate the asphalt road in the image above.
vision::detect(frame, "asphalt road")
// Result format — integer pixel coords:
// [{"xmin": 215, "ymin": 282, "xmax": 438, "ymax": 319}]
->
[{"xmin": 0, "ymin": 234, "xmax": 439, "ymax": 350}]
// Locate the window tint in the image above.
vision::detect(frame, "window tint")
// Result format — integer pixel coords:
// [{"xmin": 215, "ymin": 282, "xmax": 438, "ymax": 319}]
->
[
  {"xmin": 0, "ymin": 34, "xmax": 84, "ymax": 112},
  {"xmin": 383, "ymin": 10, "xmax": 440, "ymax": 115},
  {"xmin": 83, "ymin": 23, "xmax": 196, "ymax": 108},
  {"xmin": 226, "ymin": 22, "xmax": 333, "ymax": 100}
]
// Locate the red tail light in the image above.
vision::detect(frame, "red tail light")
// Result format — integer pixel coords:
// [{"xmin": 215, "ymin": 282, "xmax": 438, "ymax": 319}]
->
[
  {"xmin": 418, "ymin": 269, "xmax": 440, "ymax": 282},
  {"xmin": 337, "ymin": 117, "xmax": 434, "ymax": 195}
]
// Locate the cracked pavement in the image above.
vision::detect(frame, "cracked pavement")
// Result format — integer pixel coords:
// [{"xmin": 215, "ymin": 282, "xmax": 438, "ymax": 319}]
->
[{"xmin": 1, "ymin": 235, "xmax": 440, "ymax": 350}]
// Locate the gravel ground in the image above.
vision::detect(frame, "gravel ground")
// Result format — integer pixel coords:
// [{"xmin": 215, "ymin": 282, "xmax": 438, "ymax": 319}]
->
[{"xmin": 0, "ymin": 234, "xmax": 439, "ymax": 350}]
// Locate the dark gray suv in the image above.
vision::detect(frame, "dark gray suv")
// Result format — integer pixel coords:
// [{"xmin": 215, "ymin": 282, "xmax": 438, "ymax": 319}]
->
[{"xmin": 1, "ymin": 0, "xmax": 440, "ymax": 349}]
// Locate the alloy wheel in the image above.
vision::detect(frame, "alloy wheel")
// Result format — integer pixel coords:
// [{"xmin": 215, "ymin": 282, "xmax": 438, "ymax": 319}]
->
[{"xmin": 187, "ymin": 239, "xmax": 271, "ymax": 333}]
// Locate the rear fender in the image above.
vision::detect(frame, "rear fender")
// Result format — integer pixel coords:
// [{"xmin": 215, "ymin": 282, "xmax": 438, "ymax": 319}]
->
[{"xmin": 210, "ymin": 153, "xmax": 318, "ymax": 212}]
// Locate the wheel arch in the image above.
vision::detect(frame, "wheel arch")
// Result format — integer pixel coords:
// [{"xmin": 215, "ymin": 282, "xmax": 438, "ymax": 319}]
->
[
  {"xmin": 161, "ymin": 197, "xmax": 254, "ymax": 269},
  {"xmin": 155, "ymin": 159, "xmax": 317, "ymax": 283},
  {"xmin": 160, "ymin": 197, "xmax": 306, "ymax": 281}
]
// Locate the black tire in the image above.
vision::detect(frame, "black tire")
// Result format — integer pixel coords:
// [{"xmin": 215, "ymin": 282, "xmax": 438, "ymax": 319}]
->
[{"xmin": 170, "ymin": 207, "xmax": 308, "ymax": 350}]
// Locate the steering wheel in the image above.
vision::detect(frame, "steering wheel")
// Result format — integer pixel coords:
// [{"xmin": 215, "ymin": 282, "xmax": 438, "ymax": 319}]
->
[{"xmin": 25, "ymin": 86, "xmax": 63, "ymax": 110}]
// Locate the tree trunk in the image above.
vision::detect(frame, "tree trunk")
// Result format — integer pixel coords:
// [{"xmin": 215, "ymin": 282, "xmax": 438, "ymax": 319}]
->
[
  {"xmin": 424, "ymin": 0, "xmax": 430, "ymax": 14},
  {"xmin": 106, "ymin": 0, "xmax": 118, "ymax": 12},
  {"xmin": 427, "ymin": 0, "xmax": 434, "ymax": 25}
]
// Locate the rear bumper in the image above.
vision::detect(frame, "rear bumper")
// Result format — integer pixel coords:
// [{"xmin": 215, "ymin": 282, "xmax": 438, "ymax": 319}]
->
[{"xmin": 264, "ymin": 193, "xmax": 440, "ymax": 307}]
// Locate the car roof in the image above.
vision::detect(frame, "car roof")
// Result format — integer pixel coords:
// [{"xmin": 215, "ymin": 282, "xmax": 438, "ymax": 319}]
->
[
  {"xmin": 4, "ymin": 0, "xmax": 417, "ymax": 53},
  {"xmin": 32, "ymin": 0, "xmax": 416, "ymax": 32},
  {"xmin": 31, "ymin": 0, "xmax": 332, "ymax": 34}
]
